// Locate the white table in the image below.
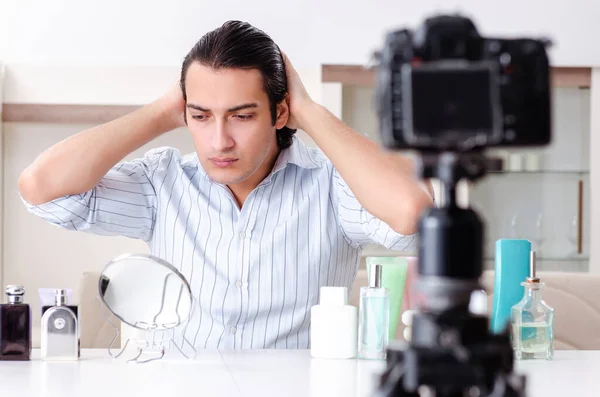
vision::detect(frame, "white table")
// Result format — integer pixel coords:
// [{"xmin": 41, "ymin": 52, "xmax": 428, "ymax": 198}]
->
[{"xmin": 0, "ymin": 349, "xmax": 595, "ymax": 396}]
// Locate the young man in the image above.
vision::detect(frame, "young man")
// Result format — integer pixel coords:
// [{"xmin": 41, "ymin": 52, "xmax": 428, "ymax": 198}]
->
[{"xmin": 19, "ymin": 21, "xmax": 434, "ymax": 349}]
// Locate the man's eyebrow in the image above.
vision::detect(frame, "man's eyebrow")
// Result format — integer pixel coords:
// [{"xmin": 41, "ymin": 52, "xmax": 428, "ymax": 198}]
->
[
  {"xmin": 186, "ymin": 104, "xmax": 209, "ymax": 111},
  {"xmin": 186, "ymin": 103, "xmax": 259, "ymax": 112},
  {"xmin": 227, "ymin": 103, "xmax": 259, "ymax": 112}
]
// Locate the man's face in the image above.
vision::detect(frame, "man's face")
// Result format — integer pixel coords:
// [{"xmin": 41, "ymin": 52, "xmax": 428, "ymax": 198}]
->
[{"xmin": 184, "ymin": 62, "xmax": 287, "ymax": 187}]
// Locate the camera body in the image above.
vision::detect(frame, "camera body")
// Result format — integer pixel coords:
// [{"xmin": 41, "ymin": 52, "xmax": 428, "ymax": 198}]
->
[{"xmin": 375, "ymin": 14, "xmax": 552, "ymax": 153}]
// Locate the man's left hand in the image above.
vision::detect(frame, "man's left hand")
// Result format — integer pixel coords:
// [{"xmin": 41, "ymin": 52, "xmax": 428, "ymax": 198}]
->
[
  {"xmin": 282, "ymin": 52, "xmax": 316, "ymax": 130},
  {"xmin": 280, "ymin": 51, "xmax": 433, "ymax": 236}
]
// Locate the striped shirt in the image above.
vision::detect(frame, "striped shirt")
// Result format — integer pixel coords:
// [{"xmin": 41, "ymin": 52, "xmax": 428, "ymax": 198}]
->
[{"xmin": 22, "ymin": 136, "xmax": 416, "ymax": 349}]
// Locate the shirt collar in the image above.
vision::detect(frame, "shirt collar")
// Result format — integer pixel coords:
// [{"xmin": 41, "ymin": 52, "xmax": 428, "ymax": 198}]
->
[{"xmin": 271, "ymin": 136, "xmax": 321, "ymax": 174}]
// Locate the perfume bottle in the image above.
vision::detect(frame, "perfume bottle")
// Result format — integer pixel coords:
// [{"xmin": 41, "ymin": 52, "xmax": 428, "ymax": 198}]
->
[
  {"xmin": 0, "ymin": 285, "xmax": 32, "ymax": 361},
  {"xmin": 358, "ymin": 264, "xmax": 390, "ymax": 360},
  {"xmin": 510, "ymin": 251, "xmax": 554, "ymax": 360},
  {"xmin": 41, "ymin": 289, "xmax": 80, "ymax": 360}
]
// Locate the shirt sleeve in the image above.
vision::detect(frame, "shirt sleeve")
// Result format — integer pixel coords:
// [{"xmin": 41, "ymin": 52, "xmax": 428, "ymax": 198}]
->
[
  {"xmin": 20, "ymin": 150, "xmax": 165, "ymax": 242},
  {"xmin": 332, "ymin": 167, "xmax": 418, "ymax": 252}
]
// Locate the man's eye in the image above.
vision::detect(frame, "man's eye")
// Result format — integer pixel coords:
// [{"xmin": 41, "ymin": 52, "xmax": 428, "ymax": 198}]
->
[
  {"xmin": 192, "ymin": 115, "xmax": 206, "ymax": 121},
  {"xmin": 235, "ymin": 114, "xmax": 253, "ymax": 120}
]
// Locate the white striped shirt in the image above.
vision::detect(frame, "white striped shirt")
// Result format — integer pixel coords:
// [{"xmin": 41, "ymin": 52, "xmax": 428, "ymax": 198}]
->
[{"xmin": 22, "ymin": 136, "xmax": 416, "ymax": 349}]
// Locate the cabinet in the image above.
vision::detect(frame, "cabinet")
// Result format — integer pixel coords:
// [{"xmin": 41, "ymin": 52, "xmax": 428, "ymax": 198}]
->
[{"xmin": 320, "ymin": 65, "xmax": 595, "ymax": 273}]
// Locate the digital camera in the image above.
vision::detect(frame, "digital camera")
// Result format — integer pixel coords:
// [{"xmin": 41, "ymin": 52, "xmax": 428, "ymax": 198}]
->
[{"xmin": 375, "ymin": 14, "xmax": 552, "ymax": 152}]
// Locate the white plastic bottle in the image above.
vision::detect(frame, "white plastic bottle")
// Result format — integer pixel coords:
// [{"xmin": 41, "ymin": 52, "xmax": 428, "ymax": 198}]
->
[{"xmin": 310, "ymin": 286, "xmax": 358, "ymax": 359}]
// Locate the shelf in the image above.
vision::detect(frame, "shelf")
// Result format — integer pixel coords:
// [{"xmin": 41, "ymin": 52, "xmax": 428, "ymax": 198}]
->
[
  {"xmin": 488, "ymin": 170, "xmax": 589, "ymax": 175},
  {"xmin": 361, "ymin": 247, "xmax": 588, "ymax": 263},
  {"xmin": 322, "ymin": 65, "xmax": 592, "ymax": 88},
  {"xmin": 484, "ymin": 256, "xmax": 589, "ymax": 262},
  {"xmin": 2, "ymin": 103, "xmax": 141, "ymax": 124}
]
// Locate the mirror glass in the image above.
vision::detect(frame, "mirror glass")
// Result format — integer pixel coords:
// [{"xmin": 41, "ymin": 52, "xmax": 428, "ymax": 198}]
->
[{"xmin": 98, "ymin": 253, "xmax": 193, "ymax": 331}]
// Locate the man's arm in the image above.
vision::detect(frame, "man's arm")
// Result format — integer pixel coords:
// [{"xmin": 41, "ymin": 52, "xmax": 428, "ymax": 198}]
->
[
  {"xmin": 18, "ymin": 83, "xmax": 186, "ymax": 205},
  {"xmin": 282, "ymin": 54, "xmax": 434, "ymax": 236}
]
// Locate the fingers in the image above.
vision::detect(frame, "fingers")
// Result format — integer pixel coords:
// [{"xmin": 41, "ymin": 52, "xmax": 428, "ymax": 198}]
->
[
  {"xmin": 401, "ymin": 309, "xmax": 415, "ymax": 342},
  {"xmin": 404, "ymin": 327, "xmax": 411, "ymax": 342},
  {"xmin": 280, "ymin": 51, "xmax": 296, "ymax": 75},
  {"xmin": 401, "ymin": 309, "xmax": 415, "ymax": 327},
  {"xmin": 279, "ymin": 48, "xmax": 289, "ymax": 67}
]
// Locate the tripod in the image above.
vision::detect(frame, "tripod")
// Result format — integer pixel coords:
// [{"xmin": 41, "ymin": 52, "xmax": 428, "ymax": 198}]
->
[{"xmin": 375, "ymin": 151, "xmax": 527, "ymax": 397}]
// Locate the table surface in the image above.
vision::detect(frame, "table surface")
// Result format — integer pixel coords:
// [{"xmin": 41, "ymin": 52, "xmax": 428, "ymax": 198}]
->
[{"xmin": 0, "ymin": 348, "xmax": 595, "ymax": 396}]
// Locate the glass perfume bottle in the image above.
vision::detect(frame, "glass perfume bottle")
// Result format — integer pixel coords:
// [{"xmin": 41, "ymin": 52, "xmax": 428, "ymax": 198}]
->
[
  {"xmin": 510, "ymin": 251, "xmax": 554, "ymax": 360},
  {"xmin": 358, "ymin": 264, "xmax": 390, "ymax": 360},
  {"xmin": 0, "ymin": 285, "xmax": 32, "ymax": 361},
  {"xmin": 41, "ymin": 289, "xmax": 80, "ymax": 360}
]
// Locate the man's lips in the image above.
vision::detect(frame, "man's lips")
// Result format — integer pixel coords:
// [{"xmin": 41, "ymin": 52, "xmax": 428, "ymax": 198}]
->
[{"xmin": 209, "ymin": 157, "xmax": 238, "ymax": 167}]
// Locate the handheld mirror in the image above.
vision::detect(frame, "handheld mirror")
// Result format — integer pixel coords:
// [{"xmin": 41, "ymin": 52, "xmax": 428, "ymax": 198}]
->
[{"xmin": 98, "ymin": 253, "xmax": 196, "ymax": 362}]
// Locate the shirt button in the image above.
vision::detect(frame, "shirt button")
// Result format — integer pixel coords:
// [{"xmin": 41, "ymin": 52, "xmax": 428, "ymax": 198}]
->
[
  {"xmin": 230, "ymin": 327, "xmax": 237, "ymax": 334},
  {"xmin": 235, "ymin": 280, "xmax": 243, "ymax": 288},
  {"xmin": 239, "ymin": 231, "xmax": 246, "ymax": 239}
]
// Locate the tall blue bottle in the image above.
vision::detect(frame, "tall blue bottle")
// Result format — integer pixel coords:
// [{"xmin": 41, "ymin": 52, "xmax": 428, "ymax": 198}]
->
[{"xmin": 490, "ymin": 239, "xmax": 531, "ymax": 334}]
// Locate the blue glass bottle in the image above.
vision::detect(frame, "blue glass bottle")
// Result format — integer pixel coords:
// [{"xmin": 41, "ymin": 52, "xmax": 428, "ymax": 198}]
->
[{"xmin": 358, "ymin": 264, "xmax": 390, "ymax": 360}]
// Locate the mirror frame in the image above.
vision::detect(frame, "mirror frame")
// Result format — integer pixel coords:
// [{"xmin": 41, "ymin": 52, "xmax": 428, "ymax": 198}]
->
[{"xmin": 98, "ymin": 253, "xmax": 193, "ymax": 331}]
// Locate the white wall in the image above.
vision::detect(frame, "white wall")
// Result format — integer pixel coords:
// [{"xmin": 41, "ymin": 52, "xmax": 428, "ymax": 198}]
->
[
  {"xmin": 1, "ymin": 0, "xmax": 599, "ymax": 68},
  {"xmin": 1, "ymin": 0, "xmax": 600, "ymax": 106}
]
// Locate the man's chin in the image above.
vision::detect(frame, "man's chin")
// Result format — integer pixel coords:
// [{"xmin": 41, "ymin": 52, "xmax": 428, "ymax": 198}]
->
[{"xmin": 206, "ymin": 169, "xmax": 246, "ymax": 186}]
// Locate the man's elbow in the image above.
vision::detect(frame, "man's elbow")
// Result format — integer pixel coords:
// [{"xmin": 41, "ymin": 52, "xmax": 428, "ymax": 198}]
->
[
  {"xmin": 390, "ymin": 194, "xmax": 434, "ymax": 236},
  {"xmin": 18, "ymin": 167, "xmax": 48, "ymax": 205}
]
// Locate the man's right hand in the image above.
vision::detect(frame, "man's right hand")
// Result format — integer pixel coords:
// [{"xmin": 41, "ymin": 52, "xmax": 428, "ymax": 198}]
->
[
  {"xmin": 19, "ymin": 79, "xmax": 187, "ymax": 205},
  {"xmin": 159, "ymin": 81, "xmax": 186, "ymax": 130}
]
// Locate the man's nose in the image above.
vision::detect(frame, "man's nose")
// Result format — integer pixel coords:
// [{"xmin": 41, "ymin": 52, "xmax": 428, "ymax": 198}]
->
[{"xmin": 212, "ymin": 122, "xmax": 235, "ymax": 152}]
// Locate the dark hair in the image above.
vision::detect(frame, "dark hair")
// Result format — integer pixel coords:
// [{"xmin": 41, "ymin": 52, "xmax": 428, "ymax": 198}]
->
[{"xmin": 180, "ymin": 20, "xmax": 296, "ymax": 149}]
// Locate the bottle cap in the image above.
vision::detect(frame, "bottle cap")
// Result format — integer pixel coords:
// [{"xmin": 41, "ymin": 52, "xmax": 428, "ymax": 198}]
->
[
  {"xmin": 319, "ymin": 286, "xmax": 348, "ymax": 306},
  {"xmin": 527, "ymin": 250, "xmax": 540, "ymax": 283},
  {"xmin": 5, "ymin": 285, "xmax": 25, "ymax": 304},
  {"xmin": 369, "ymin": 264, "xmax": 382, "ymax": 288},
  {"xmin": 55, "ymin": 289, "xmax": 68, "ymax": 306}
]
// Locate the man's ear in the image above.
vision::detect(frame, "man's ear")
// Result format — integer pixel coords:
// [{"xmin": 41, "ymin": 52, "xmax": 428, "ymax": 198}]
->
[{"xmin": 275, "ymin": 99, "xmax": 290, "ymax": 129}]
